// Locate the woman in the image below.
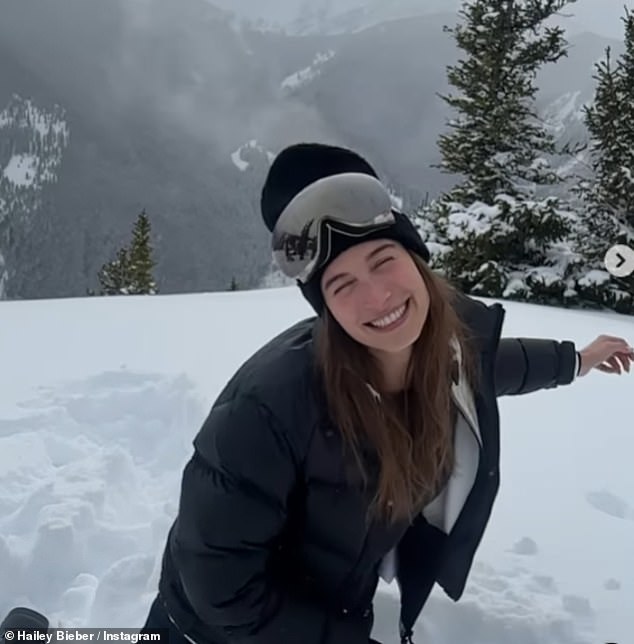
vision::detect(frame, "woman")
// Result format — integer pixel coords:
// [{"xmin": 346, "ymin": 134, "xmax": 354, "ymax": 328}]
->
[{"xmin": 141, "ymin": 143, "xmax": 633, "ymax": 644}]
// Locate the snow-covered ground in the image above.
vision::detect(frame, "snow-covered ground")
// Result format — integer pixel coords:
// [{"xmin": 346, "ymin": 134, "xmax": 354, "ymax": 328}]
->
[{"xmin": 0, "ymin": 287, "xmax": 632, "ymax": 644}]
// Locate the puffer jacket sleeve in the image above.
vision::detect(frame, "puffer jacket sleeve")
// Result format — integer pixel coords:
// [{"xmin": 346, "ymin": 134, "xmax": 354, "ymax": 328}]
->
[
  {"xmin": 170, "ymin": 392, "xmax": 365, "ymax": 644},
  {"xmin": 494, "ymin": 337, "xmax": 578, "ymax": 396}
]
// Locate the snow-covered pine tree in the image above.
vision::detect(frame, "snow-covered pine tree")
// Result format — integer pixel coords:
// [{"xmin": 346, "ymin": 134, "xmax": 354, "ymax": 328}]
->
[
  {"xmin": 418, "ymin": 0, "xmax": 579, "ymax": 306},
  {"xmin": 127, "ymin": 209, "xmax": 158, "ymax": 295},
  {"xmin": 571, "ymin": 9, "xmax": 634, "ymax": 314},
  {"xmin": 97, "ymin": 247, "xmax": 132, "ymax": 295},
  {"xmin": 573, "ymin": 50, "xmax": 634, "ymax": 312}
]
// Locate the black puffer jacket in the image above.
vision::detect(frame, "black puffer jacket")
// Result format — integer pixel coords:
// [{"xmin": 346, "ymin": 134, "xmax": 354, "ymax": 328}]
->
[{"xmin": 156, "ymin": 294, "xmax": 577, "ymax": 644}]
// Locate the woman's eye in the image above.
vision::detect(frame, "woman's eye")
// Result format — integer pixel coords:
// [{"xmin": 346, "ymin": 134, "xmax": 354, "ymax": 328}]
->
[
  {"xmin": 334, "ymin": 282, "xmax": 353, "ymax": 295},
  {"xmin": 375, "ymin": 257, "xmax": 394, "ymax": 268}
]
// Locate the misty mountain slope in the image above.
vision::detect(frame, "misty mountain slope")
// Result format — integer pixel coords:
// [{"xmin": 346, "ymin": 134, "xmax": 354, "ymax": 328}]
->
[
  {"xmin": 535, "ymin": 32, "xmax": 624, "ymax": 179},
  {"xmin": 0, "ymin": 95, "xmax": 69, "ymax": 298},
  {"xmin": 206, "ymin": 0, "xmax": 623, "ymax": 40},
  {"xmin": 0, "ymin": 0, "xmax": 125, "ymax": 127},
  {"xmin": 0, "ymin": 97, "xmax": 69, "ymax": 219},
  {"xmin": 289, "ymin": 0, "xmax": 461, "ymax": 35},
  {"xmin": 0, "ymin": 0, "xmax": 290, "ymax": 298},
  {"xmin": 280, "ymin": 13, "xmax": 464, "ymax": 202},
  {"xmin": 0, "ymin": 0, "xmax": 622, "ymax": 300},
  {"xmin": 283, "ymin": 19, "xmax": 624, "ymax": 206},
  {"xmin": 206, "ymin": 0, "xmax": 460, "ymax": 35}
]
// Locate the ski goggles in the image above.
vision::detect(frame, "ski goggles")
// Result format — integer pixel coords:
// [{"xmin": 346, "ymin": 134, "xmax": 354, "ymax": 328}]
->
[{"xmin": 271, "ymin": 172, "xmax": 398, "ymax": 284}]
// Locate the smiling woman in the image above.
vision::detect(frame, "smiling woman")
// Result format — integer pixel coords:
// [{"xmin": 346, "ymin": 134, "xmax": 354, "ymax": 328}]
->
[
  {"xmin": 140, "ymin": 142, "xmax": 633, "ymax": 644},
  {"xmin": 320, "ymin": 240, "xmax": 431, "ymax": 387},
  {"xmin": 314, "ymin": 234, "xmax": 476, "ymax": 534}
]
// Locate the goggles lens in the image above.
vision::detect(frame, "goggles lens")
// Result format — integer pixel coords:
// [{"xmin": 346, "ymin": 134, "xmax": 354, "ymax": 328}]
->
[{"xmin": 272, "ymin": 172, "xmax": 397, "ymax": 283}]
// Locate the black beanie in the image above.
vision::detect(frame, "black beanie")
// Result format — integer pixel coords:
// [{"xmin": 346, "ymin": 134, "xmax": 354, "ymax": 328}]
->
[{"xmin": 260, "ymin": 142, "xmax": 430, "ymax": 315}]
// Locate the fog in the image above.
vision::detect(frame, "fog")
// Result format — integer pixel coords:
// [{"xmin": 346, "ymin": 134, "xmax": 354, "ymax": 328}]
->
[
  {"xmin": 562, "ymin": 0, "xmax": 634, "ymax": 38},
  {"xmin": 0, "ymin": 0, "xmax": 630, "ymax": 299},
  {"xmin": 108, "ymin": 0, "xmax": 633, "ymax": 156},
  {"xmin": 204, "ymin": 0, "xmax": 633, "ymax": 39}
]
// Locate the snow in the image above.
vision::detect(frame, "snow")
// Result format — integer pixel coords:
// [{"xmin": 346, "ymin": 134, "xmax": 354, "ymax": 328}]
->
[
  {"xmin": 280, "ymin": 50, "xmax": 335, "ymax": 90},
  {"xmin": 542, "ymin": 91, "xmax": 586, "ymax": 136},
  {"xmin": 0, "ymin": 288, "xmax": 633, "ymax": 644},
  {"xmin": 258, "ymin": 259, "xmax": 296, "ymax": 288},
  {"xmin": 388, "ymin": 190, "xmax": 403, "ymax": 210},
  {"xmin": 2, "ymin": 154, "xmax": 38, "ymax": 188},
  {"xmin": 0, "ymin": 96, "xmax": 69, "ymax": 144},
  {"xmin": 444, "ymin": 201, "xmax": 513, "ymax": 240},
  {"xmin": 0, "ymin": 95, "xmax": 70, "ymax": 226},
  {"xmin": 577, "ymin": 270, "xmax": 612, "ymax": 288},
  {"xmin": 553, "ymin": 91, "xmax": 583, "ymax": 123},
  {"xmin": 230, "ymin": 148, "xmax": 248, "ymax": 171},
  {"xmin": 230, "ymin": 138, "xmax": 274, "ymax": 171}
]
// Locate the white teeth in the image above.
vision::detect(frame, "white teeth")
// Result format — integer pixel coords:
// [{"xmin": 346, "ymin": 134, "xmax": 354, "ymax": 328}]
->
[{"xmin": 370, "ymin": 302, "xmax": 407, "ymax": 328}]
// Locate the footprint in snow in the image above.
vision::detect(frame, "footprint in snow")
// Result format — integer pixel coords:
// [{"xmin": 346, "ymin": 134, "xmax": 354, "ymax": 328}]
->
[
  {"xmin": 510, "ymin": 536, "xmax": 538, "ymax": 555},
  {"xmin": 585, "ymin": 490, "xmax": 634, "ymax": 520},
  {"xmin": 528, "ymin": 574, "xmax": 558, "ymax": 595}
]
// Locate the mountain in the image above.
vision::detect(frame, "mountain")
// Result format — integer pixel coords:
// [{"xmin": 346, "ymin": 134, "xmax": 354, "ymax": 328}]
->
[
  {"xmin": 204, "ymin": 0, "xmax": 623, "ymax": 39},
  {"xmin": 270, "ymin": 18, "xmax": 623, "ymax": 203},
  {"xmin": 0, "ymin": 0, "xmax": 285, "ymax": 298},
  {"xmin": 535, "ymin": 31, "xmax": 624, "ymax": 184},
  {"xmin": 0, "ymin": 96, "xmax": 70, "ymax": 297},
  {"xmin": 0, "ymin": 0, "xmax": 623, "ymax": 300},
  {"xmin": 204, "ymin": 0, "xmax": 460, "ymax": 35}
]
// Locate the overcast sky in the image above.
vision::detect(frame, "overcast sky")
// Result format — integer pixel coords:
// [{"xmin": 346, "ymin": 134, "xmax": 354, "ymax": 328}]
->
[
  {"xmin": 208, "ymin": 0, "xmax": 633, "ymax": 40},
  {"xmin": 566, "ymin": 0, "xmax": 634, "ymax": 38}
]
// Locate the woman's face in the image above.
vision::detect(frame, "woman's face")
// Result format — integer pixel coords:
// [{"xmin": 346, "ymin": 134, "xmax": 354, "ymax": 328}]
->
[{"xmin": 321, "ymin": 239, "xmax": 430, "ymax": 355}]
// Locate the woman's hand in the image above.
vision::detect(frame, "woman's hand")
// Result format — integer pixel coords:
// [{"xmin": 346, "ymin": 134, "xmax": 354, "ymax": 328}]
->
[{"xmin": 578, "ymin": 335, "xmax": 634, "ymax": 376}]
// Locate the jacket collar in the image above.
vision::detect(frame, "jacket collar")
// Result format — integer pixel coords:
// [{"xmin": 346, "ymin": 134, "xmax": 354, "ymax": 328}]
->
[{"xmin": 451, "ymin": 293, "xmax": 506, "ymax": 355}]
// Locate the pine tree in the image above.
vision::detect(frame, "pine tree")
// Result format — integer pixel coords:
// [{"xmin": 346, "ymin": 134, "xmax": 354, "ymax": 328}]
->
[
  {"xmin": 127, "ymin": 209, "xmax": 158, "ymax": 294},
  {"xmin": 97, "ymin": 247, "xmax": 132, "ymax": 295},
  {"xmin": 571, "ymin": 8, "xmax": 634, "ymax": 314},
  {"xmin": 97, "ymin": 209, "xmax": 158, "ymax": 296},
  {"xmin": 419, "ymin": 0, "xmax": 579, "ymax": 306}
]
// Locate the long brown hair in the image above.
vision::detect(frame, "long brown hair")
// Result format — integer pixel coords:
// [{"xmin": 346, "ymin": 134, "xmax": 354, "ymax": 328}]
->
[{"xmin": 314, "ymin": 253, "xmax": 480, "ymax": 526}]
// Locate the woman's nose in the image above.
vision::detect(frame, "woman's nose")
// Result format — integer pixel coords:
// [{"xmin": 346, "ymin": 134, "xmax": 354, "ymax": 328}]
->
[{"xmin": 359, "ymin": 279, "xmax": 391, "ymax": 308}]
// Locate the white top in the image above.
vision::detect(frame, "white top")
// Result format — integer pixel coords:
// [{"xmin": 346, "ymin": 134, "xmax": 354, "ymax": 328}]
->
[
  {"xmin": 377, "ymin": 338, "xmax": 483, "ymax": 584},
  {"xmin": 377, "ymin": 344, "xmax": 579, "ymax": 584}
]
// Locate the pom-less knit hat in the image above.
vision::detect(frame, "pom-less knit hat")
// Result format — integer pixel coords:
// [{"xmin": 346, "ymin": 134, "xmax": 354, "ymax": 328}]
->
[{"xmin": 260, "ymin": 142, "xmax": 430, "ymax": 315}]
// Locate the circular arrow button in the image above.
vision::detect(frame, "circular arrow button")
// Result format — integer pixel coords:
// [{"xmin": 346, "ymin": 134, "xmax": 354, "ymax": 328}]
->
[{"xmin": 604, "ymin": 244, "xmax": 634, "ymax": 277}]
